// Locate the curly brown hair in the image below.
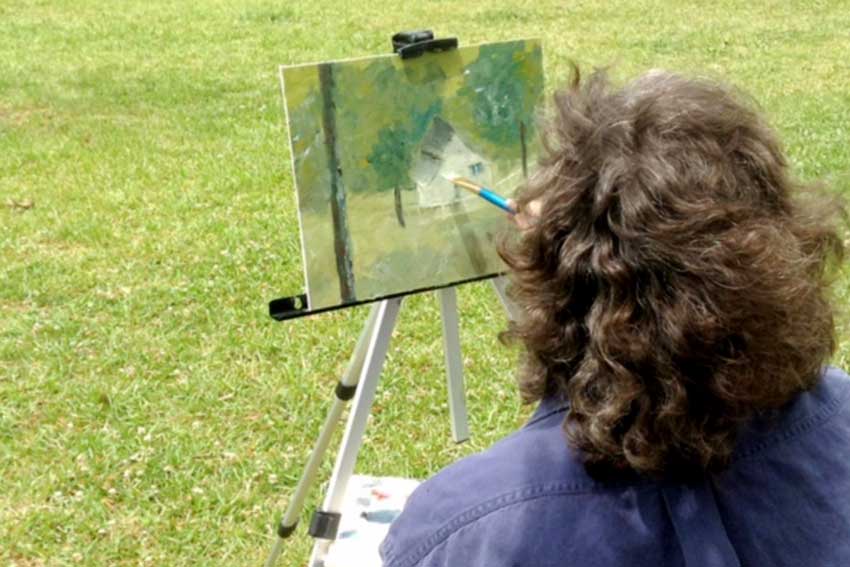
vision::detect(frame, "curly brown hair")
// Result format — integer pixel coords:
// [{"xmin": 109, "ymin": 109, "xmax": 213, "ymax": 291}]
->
[{"xmin": 499, "ymin": 68, "xmax": 846, "ymax": 479}]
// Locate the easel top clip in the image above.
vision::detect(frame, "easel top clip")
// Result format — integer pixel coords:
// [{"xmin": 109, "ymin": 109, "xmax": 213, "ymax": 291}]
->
[{"xmin": 391, "ymin": 30, "xmax": 458, "ymax": 60}]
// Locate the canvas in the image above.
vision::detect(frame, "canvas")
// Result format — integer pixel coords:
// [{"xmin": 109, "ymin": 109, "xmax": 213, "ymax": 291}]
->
[{"xmin": 281, "ymin": 40, "xmax": 544, "ymax": 311}]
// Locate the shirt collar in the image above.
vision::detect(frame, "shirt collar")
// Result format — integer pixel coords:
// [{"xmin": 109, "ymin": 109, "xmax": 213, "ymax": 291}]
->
[{"xmin": 526, "ymin": 395, "xmax": 570, "ymax": 427}]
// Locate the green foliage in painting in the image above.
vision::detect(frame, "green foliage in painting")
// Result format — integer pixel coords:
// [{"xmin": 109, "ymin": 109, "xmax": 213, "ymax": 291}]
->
[
  {"xmin": 366, "ymin": 100, "xmax": 442, "ymax": 193},
  {"xmin": 444, "ymin": 40, "xmax": 544, "ymax": 162},
  {"xmin": 333, "ymin": 59, "xmax": 447, "ymax": 195},
  {"xmin": 459, "ymin": 41, "xmax": 543, "ymax": 148},
  {"xmin": 287, "ymin": 41, "xmax": 544, "ymax": 209}
]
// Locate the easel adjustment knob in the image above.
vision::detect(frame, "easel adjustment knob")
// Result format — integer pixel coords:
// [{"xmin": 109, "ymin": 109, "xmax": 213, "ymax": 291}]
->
[{"xmin": 309, "ymin": 510, "xmax": 342, "ymax": 540}]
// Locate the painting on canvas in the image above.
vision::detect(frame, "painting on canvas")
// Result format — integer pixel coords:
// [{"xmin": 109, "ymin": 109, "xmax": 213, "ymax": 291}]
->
[{"xmin": 281, "ymin": 39, "xmax": 544, "ymax": 311}]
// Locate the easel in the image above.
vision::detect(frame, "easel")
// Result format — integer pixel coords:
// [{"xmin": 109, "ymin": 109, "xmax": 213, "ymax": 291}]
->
[
  {"xmin": 266, "ymin": 30, "xmax": 523, "ymax": 566},
  {"xmin": 264, "ymin": 277, "xmax": 515, "ymax": 567}
]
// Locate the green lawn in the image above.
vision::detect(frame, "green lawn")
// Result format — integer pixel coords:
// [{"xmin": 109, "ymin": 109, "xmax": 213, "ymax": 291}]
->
[{"xmin": 2, "ymin": 1, "xmax": 848, "ymax": 565}]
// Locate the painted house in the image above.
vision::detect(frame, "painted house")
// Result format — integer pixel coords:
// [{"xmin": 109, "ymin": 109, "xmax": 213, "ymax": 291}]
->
[{"xmin": 410, "ymin": 116, "xmax": 493, "ymax": 208}]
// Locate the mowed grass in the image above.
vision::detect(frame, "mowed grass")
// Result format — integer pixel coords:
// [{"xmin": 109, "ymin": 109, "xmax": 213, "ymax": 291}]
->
[{"xmin": 1, "ymin": 0, "xmax": 849, "ymax": 565}]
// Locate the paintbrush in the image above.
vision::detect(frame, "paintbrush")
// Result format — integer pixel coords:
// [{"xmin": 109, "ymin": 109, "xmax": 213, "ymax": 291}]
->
[{"xmin": 444, "ymin": 176, "xmax": 517, "ymax": 214}]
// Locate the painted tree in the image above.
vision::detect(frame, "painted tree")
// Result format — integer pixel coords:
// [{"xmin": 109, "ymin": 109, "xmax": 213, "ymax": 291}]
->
[
  {"xmin": 367, "ymin": 101, "xmax": 442, "ymax": 225},
  {"xmin": 327, "ymin": 57, "xmax": 447, "ymax": 226},
  {"xmin": 447, "ymin": 41, "xmax": 544, "ymax": 168},
  {"xmin": 318, "ymin": 62, "xmax": 356, "ymax": 302}
]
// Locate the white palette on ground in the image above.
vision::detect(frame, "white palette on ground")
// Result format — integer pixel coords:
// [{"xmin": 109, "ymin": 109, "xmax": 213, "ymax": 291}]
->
[{"xmin": 312, "ymin": 475, "xmax": 421, "ymax": 567}]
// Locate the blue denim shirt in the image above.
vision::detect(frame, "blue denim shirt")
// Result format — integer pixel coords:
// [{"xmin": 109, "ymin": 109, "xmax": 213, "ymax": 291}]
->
[{"xmin": 380, "ymin": 367, "xmax": 850, "ymax": 567}]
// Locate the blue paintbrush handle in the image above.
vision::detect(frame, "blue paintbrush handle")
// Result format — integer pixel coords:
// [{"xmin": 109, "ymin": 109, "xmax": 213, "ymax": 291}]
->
[{"xmin": 478, "ymin": 188, "xmax": 516, "ymax": 214}]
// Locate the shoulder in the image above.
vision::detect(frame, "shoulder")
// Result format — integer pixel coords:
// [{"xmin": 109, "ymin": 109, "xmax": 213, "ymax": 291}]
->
[
  {"xmin": 733, "ymin": 365, "xmax": 850, "ymax": 460},
  {"xmin": 379, "ymin": 400, "xmax": 653, "ymax": 567},
  {"xmin": 713, "ymin": 367, "xmax": 850, "ymax": 566}
]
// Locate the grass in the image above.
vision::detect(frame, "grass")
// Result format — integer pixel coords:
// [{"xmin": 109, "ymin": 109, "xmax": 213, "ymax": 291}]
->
[{"xmin": 1, "ymin": 0, "xmax": 849, "ymax": 565}]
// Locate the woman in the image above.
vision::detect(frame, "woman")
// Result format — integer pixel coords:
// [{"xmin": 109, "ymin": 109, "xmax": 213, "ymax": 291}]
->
[{"xmin": 379, "ymin": 69, "xmax": 849, "ymax": 567}]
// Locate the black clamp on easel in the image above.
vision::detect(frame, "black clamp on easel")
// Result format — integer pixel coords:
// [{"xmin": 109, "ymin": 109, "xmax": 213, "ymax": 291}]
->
[{"xmin": 391, "ymin": 29, "xmax": 458, "ymax": 59}]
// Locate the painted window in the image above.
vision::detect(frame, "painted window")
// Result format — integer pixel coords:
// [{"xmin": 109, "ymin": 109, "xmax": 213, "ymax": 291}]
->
[{"xmin": 469, "ymin": 162, "xmax": 484, "ymax": 176}]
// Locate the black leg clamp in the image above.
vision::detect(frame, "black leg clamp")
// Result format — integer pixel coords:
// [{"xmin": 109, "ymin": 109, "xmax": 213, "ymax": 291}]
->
[
  {"xmin": 309, "ymin": 510, "xmax": 342, "ymax": 540},
  {"xmin": 335, "ymin": 381, "xmax": 358, "ymax": 401},
  {"xmin": 277, "ymin": 521, "xmax": 297, "ymax": 539}
]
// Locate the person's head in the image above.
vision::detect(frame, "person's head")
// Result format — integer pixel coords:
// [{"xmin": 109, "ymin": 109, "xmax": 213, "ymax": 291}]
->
[{"xmin": 500, "ymin": 67, "xmax": 846, "ymax": 479}]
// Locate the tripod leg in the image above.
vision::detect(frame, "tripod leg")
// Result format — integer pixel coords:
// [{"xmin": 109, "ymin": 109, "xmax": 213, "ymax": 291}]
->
[
  {"xmin": 490, "ymin": 276, "xmax": 518, "ymax": 320},
  {"xmin": 438, "ymin": 287, "xmax": 469, "ymax": 443},
  {"xmin": 264, "ymin": 303, "xmax": 381, "ymax": 567},
  {"xmin": 309, "ymin": 297, "xmax": 403, "ymax": 564}
]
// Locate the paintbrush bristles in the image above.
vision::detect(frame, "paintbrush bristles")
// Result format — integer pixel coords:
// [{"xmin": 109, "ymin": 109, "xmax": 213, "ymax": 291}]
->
[{"xmin": 448, "ymin": 177, "xmax": 483, "ymax": 195}]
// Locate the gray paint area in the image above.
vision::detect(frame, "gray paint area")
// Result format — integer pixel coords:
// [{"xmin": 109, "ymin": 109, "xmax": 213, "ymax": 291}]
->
[{"xmin": 410, "ymin": 117, "xmax": 493, "ymax": 208}]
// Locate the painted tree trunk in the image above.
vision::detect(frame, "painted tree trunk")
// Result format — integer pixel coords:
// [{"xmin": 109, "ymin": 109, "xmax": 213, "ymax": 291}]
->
[
  {"xmin": 393, "ymin": 186, "xmax": 406, "ymax": 228},
  {"xmin": 318, "ymin": 63, "xmax": 356, "ymax": 303}
]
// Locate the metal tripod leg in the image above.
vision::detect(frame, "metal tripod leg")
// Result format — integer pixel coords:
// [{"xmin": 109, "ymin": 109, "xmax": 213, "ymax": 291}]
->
[
  {"xmin": 490, "ymin": 276, "xmax": 518, "ymax": 320},
  {"xmin": 308, "ymin": 297, "xmax": 403, "ymax": 565},
  {"xmin": 438, "ymin": 287, "xmax": 469, "ymax": 443},
  {"xmin": 264, "ymin": 301, "xmax": 385, "ymax": 567},
  {"xmin": 266, "ymin": 279, "xmax": 506, "ymax": 565}
]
